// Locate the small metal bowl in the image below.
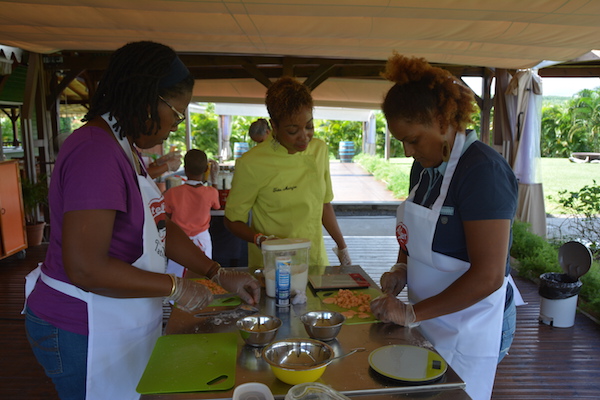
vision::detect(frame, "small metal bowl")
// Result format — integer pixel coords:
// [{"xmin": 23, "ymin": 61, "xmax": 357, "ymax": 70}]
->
[
  {"xmin": 262, "ymin": 339, "xmax": 334, "ymax": 385},
  {"xmin": 300, "ymin": 311, "xmax": 346, "ymax": 341},
  {"xmin": 236, "ymin": 315, "xmax": 281, "ymax": 347}
]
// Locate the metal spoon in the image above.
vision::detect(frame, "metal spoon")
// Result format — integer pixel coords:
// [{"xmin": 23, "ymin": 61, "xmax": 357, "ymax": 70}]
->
[{"xmin": 301, "ymin": 347, "xmax": 366, "ymax": 368}]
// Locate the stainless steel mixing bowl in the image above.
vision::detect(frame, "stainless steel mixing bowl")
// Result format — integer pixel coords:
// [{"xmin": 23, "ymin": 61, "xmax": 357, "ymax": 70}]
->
[
  {"xmin": 236, "ymin": 314, "xmax": 281, "ymax": 347},
  {"xmin": 300, "ymin": 310, "xmax": 346, "ymax": 341}
]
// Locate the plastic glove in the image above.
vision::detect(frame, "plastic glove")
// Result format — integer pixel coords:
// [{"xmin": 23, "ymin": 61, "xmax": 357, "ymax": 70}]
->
[
  {"xmin": 333, "ymin": 246, "xmax": 352, "ymax": 266},
  {"xmin": 212, "ymin": 268, "xmax": 261, "ymax": 306},
  {"xmin": 291, "ymin": 290, "xmax": 307, "ymax": 305},
  {"xmin": 380, "ymin": 263, "xmax": 407, "ymax": 296},
  {"xmin": 166, "ymin": 157, "xmax": 182, "ymax": 172},
  {"xmin": 155, "ymin": 151, "xmax": 182, "ymax": 170},
  {"xmin": 370, "ymin": 293, "xmax": 418, "ymax": 327},
  {"xmin": 168, "ymin": 276, "xmax": 214, "ymax": 313}
]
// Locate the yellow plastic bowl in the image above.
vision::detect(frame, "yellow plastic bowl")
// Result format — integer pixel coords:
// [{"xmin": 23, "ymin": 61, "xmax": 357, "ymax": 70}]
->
[
  {"xmin": 270, "ymin": 364, "xmax": 327, "ymax": 386},
  {"xmin": 262, "ymin": 339, "xmax": 334, "ymax": 385}
]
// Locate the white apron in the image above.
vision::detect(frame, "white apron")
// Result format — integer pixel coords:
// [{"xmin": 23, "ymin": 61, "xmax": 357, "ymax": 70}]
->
[
  {"xmin": 396, "ymin": 133, "xmax": 507, "ymax": 400},
  {"xmin": 167, "ymin": 228, "xmax": 212, "ymax": 277},
  {"xmin": 24, "ymin": 114, "xmax": 167, "ymax": 400}
]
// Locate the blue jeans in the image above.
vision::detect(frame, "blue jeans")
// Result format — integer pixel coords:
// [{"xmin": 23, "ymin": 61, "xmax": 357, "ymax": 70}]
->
[
  {"xmin": 25, "ymin": 307, "xmax": 88, "ymax": 400},
  {"xmin": 498, "ymin": 296, "xmax": 516, "ymax": 363}
]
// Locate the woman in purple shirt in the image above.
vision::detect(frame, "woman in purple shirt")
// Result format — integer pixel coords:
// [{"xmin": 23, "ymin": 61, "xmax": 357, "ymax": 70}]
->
[{"xmin": 24, "ymin": 41, "xmax": 260, "ymax": 400}]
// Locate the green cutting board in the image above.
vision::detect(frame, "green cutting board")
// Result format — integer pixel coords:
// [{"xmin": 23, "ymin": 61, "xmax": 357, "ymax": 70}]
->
[
  {"xmin": 191, "ymin": 279, "xmax": 242, "ymax": 308},
  {"xmin": 316, "ymin": 287, "xmax": 382, "ymax": 325},
  {"xmin": 136, "ymin": 332, "xmax": 237, "ymax": 394},
  {"xmin": 209, "ymin": 295, "xmax": 242, "ymax": 307}
]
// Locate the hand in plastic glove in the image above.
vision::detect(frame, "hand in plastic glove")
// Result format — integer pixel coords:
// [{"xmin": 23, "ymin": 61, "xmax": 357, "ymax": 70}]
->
[
  {"xmin": 168, "ymin": 276, "xmax": 214, "ymax": 314},
  {"xmin": 370, "ymin": 293, "xmax": 418, "ymax": 327},
  {"xmin": 380, "ymin": 263, "xmax": 407, "ymax": 296},
  {"xmin": 166, "ymin": 157, "xmax": 182, "ymax": 172},
  {"xmin": 212, "ymin": 268, "xmax": 261, "ymax": 306},
  {"xmin": 155, "ymin": 151, "xmax": 182, "ymax": 171},
  {"xmin": 155, "ymin": 151, "xmax": 179, "ymax": 165},
  {"xmin": 333, "ymin": 246, "xmax": 352, "ymax": 266}
]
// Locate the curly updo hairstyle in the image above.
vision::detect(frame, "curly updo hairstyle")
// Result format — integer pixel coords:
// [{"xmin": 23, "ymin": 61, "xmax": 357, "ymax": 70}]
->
[
  {"xmin": 265, "ymin": 77, "xmax": 313, "ymax": 126},
  {"xmin": 84, "ymin": 41, "xmax": 194, "ymax": 140},
  {"xmin": 381, "ymin": 52, "xmax": 476, "ymax": 133}
]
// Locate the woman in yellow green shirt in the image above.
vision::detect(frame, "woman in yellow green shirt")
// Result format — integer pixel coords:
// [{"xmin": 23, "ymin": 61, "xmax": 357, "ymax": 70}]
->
[{"xmin": 224, "ymin": 77, "xmax": 351, "ymax": 274}]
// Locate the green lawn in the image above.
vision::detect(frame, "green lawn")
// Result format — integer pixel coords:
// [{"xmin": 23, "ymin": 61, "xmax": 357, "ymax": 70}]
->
[
  {"xmin": 361, "ymin": 155, "xmax": 600, "ymax": 216},
  {"xmin": 540, "ymin": 158, "xmax": 600, "ymax": 215}
]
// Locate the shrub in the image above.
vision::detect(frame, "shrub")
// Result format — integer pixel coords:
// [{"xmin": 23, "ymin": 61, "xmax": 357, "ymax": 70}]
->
[
  {"xmin": 354, "ymin": 154, "xmax": 410, "ymax": 199},
  {"xmin": 555, "ymin": 180, "xmax": 600, "ymax": 257},
  {"xmin": 511, "ymin": 220, "xmax": 561, "ymax": 281},
  {"xmin": 512, "ymin": 220, "xmax": 600, "ymax": 318}
]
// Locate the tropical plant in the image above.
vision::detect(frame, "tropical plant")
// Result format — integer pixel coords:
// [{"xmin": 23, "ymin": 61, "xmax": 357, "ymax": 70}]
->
[
  {"xmin": 21, "ymin": 175, "xmax": 48, "ymax": 225},
  {"xmin": 567, "ymin": 88, "xmax": 600, "ymax": 153},
  {"xmin": 314, "ymin": 119, "xmax": 363, "ymax": 159},
  {"xmin": 165, "ymin": 103, "xmax": 219, "ymax": 158},
  {"xmin": 541, "ymin": 104, "xmax": 572, "ymax": 157}
]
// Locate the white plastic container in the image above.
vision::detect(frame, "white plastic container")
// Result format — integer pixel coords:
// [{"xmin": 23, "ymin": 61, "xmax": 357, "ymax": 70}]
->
[
  {"xmin": 233, "ymin": 382, "xmax": 274, "ymax": 400},
  {"xmin": 262, "ymin": 238, "xmax": 311, "ymax": 298}
]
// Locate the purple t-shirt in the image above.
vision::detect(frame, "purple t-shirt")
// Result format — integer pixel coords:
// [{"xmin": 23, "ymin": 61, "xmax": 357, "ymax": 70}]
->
[{"xmin": 27, "ymin": 125, "xmax": 144, "ymax": 335}]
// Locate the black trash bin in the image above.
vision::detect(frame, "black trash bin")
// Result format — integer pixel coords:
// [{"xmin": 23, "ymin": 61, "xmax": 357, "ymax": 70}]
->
[
  {"xmin": 538, "ymin": 241, "xmax": 591, "ymax": 328},
  {"xmin": 539, "ymin": 272, "xmax": 582, "ymax": 299}
]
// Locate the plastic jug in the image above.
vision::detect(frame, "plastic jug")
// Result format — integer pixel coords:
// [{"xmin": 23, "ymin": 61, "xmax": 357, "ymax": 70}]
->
[{"xmin": 262, "ymin": 238, "xmax": 311, "ymax": 298}]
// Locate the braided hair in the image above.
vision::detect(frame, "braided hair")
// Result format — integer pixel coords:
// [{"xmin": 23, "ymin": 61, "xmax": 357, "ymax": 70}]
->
[
  {"xmin": 265, "ymin": 77, "xmax": 313, "ymax": 126},
  {"xmin": 381, "ymin": 52, "xmax": 476, "ymax": 133},
  {"xmin": 84, "ymin": 41, "xmax": 194, "ymax": 140}
]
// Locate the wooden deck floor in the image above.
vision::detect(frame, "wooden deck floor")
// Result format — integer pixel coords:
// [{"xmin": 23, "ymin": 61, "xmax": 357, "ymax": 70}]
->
[{"xmin": 2, "ymin": 241, "xmax": 599, "ymax": 399}]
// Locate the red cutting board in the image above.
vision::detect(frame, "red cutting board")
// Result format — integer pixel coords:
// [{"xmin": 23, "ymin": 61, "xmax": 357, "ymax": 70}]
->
[
  {"xmin": 316, "ymin": 287, "xmax": 382, "ymax": 325},
  {"xmin": 136, "ymin": 332, "xmax": 237, "ymax": 394}
]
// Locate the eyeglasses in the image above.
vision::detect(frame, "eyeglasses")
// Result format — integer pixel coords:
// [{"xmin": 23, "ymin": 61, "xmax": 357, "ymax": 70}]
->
[{"xmin": 159, "ymin": 96, "xmax": 186, "ymax": 126}]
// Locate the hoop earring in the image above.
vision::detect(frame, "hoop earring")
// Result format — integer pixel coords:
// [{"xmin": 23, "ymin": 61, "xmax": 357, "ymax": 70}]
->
[{"xmin": 441, "ymin": 139, "xmax": 450, "ymax": 162}]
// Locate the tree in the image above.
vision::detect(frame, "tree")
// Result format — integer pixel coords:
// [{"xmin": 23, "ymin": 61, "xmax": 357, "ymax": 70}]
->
[
  {"xmin": 541, "ymin": 104, "xmax": 571, "ymax": 157},
  {"xmin": 567, "ymin": 88, "xmax": 600, "ymax": 153},
  {"xmin": 164, "ymin": 103, "xmax": 219, "ymax": 158}
]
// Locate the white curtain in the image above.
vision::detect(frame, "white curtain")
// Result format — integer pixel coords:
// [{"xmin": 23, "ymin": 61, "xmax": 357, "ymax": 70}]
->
[
  {"xmin": 363, "ymin": 111, "xmax": 377, "ymax": 155},
  {"xmin": 219, "ymin": 114, "xmax": 232, "ymax": 161},
  {"xmin": 506, "ymin": 69, "xmax": 547, "ymax": 237}
]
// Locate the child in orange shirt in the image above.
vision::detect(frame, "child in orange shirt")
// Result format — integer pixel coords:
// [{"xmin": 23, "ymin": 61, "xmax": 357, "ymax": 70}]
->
[{"xmin": 164, "ymin": 149, "xmax": 220, "ymax": 277}]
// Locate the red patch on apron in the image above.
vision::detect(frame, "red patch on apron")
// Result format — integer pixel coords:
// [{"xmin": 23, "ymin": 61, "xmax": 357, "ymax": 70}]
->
[{"xmin": 396, "ymin": 222, "xmax": 408, "ymax": 252}]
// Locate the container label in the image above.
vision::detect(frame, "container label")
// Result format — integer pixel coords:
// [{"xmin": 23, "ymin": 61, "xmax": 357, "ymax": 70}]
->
[{"xmin": 276, "ymin": 257, "xmax": 291, "ymax": 307}]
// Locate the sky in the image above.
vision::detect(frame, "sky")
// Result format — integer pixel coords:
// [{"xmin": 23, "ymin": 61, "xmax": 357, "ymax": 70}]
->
[
  {"xmin": 541, "ymin": 77, "xmax": 600, "ymax": 96},
  {"xmin": 463, "ymin": 76, "xmax": 600, "ymax": 98}
]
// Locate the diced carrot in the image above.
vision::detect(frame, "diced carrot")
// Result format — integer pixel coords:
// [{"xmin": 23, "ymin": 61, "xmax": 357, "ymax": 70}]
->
[{"xmin": 194, "ymin": 279, "xmax": 228, "ymax": 294}]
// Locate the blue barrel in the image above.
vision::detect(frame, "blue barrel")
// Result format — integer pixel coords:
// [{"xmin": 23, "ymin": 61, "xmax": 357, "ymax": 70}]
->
[
  {"xmin": 233, "ymin": 142, "xmax": 250, "ymax": 159},
  {"xmin": 339, "ymin": 141, "xmax": 355, "ymax": 163}
]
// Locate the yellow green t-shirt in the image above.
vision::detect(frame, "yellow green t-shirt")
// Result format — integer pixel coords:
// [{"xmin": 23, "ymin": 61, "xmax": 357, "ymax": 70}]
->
[{"xmin": 224, "ymin": 137, "xmax": 333, "ymax": 274}]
